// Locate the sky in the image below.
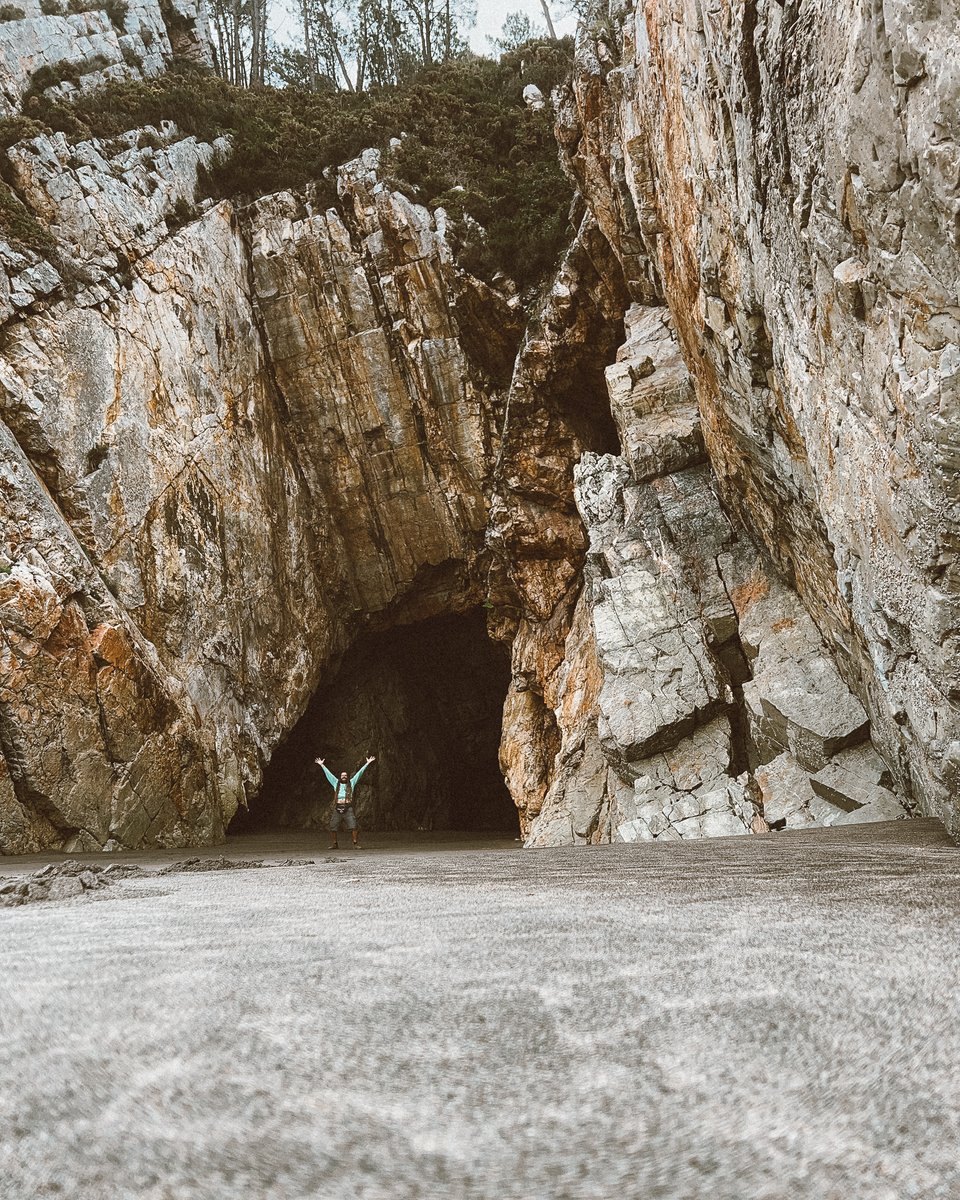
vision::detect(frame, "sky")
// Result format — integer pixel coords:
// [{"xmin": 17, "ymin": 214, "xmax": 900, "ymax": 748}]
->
[
  {"xmin": 267, "ymin": 1, "xmax": 579, "ymax": 57},
  {"xmin": 469, "ymin": 1, "xmax": 578, "ymax": 52}
]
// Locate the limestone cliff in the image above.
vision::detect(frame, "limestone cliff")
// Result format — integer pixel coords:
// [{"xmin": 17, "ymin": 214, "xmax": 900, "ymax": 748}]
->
[
  {"xmin": 0, "ymin": 22, "xmax": 522, "ymax": 849},
  {"xmin": 552, "ymin": 0, "xmax": 959, "ymax": 836},
  {"xmin": 0, "ymin": 0, "xmax": 208, "ymax": 117},
  {"xmin": 1, "ymin": 0, "xmax": 956, "ymax": 851}
]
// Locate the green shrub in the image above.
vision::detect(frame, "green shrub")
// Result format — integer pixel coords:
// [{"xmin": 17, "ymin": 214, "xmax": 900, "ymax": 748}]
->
[
  {"xmin": 0, "ymin": 5, "xmax": 26, "ymax": 20},
  {"xmin": 29, "ymin": 60, "xmax": 84, "ymax": 93},
  {"xmin": 26, "ymin": 54, "xmax": 111, "ymax": 100},
  {"xmin": 0, "ymin": 115, "xmax": 50, "ymax": 150},
  {"xmin": 0, "ymin": 182, "xmax": 56, "ymax": 255},
  {"xmin": 39, "ymin": 0, "xmax": 62, "ymax": 13},
  {"xmin": 62, "ymin": 0, "xmax": 127, "ymax": 28},
  {"xmin": 36, "ymin": 41, "xmax": 576, "ymax": 293},
  {"xmin": 166, "ymin": 194, "xmax": 195, "ymax": 230},
  {"xmin": 103, "ymin": 0, "xmax": 127, "ymax": 30}
]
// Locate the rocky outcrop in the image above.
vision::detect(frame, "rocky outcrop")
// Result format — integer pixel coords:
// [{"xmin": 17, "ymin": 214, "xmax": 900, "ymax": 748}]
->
[
  {"xmin": 1, "ymin": 0, "xmax": 953, "ymax": 851},
  {"xmin": 522, "ymin": 303, "xmax": 907, "ymax": 845},
  {"xmin": 0, "ymin": 0, "xmax": 207, "ymax": 116},
  {"xmin": 489, "ymin": 209, "xmax": 628, "ymax": 834},
  {"xmin": 553, "ymin": 0, "xmax": 958, "ymax": 834},
  {"xmin": 0, "ymin": 414, "xmax": 220, "ymax": 851},
  {"xmin": 0, "ymin": 120, "xmax": 522, "ymax": 850}
]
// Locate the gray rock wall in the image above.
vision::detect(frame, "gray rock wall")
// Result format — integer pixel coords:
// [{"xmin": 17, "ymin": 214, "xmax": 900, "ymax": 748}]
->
[
  {"xmin": 561, "ymin": 0, "xmax": 960, "ymax": 834},
  {"xmin": 0, "ymin": 124, "xmax": 519, "ymax": 851},
  {"xmin": 0, "ymin": 2, "xmax": 956, "ymax": 850},
  {"xmin": 522, "ymin": 305, "xmax": 908, "ymax": 846},
  {"xmin": 0, "ymin": 0, "xmax": 207, "ymax": 116}
]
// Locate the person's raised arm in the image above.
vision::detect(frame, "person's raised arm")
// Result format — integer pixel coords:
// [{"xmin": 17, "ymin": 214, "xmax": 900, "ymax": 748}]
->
[
  {"xmin": 315, "ymin": 758, "xmax": 338, "ymax": 789},
  {"xmin": 351, "ymin": 756, "xmax": 375, "ymax": 788}
]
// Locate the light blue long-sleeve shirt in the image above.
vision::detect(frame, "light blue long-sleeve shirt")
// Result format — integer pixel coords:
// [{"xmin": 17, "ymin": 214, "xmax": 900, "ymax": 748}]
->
[{"xmin": 321, "ymin": 761, "xmax": 370, "ymax": 801}]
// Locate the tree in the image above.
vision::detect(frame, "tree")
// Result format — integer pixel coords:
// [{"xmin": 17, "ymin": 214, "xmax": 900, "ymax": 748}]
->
[
  {"xmin": 397, "ymin": 0, "xmax": 475, "ymax": 68},
  {"xmin": 490, "ymin": 11, "xmax": 544, "ymax": 54},
  {"xmin": 250, "ymin": 0, "xmax": 267, "ymax": 85},
  {"xmin": 267, "ymin": 0, "xmax": 474, "ymax": 94},
  {"xmin": 540, "ymin": 0, "xmax": 592, "ymax": 37},
  {"xmin": 353, "ymin": 0, "xmax": 419, "ymax": 90},
  {"xmin": 268, "ymin": 43, "xmax": 337, "ymax": 88},
  {"xmin": 205, "ymin": 0, "xmax": 270, "ymax": 86}
]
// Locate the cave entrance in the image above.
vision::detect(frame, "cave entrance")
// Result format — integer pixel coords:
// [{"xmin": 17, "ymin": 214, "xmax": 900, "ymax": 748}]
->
[{"xmin": 232, "ymin": 609, "xmax": 517, "ymax": 836}]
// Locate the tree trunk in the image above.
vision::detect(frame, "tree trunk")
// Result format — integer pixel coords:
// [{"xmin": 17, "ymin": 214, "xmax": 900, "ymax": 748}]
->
[
  {"xmin": 250, "ymin": 0, "xmax": 261, "ymax": 85},
  {"xmin": 231, "ymin": 0, "xmax": 244, "ymax": 85},
  {"xmin": 302, "ymin": 0, "xmax": 318, "ymax": 90},
  {"xmin": 386, "ymin": 0, "xmax": 403, "ymax": 81},
  {"xmin": 423, "ymin": 2, "xmax": 432, "ymax": 64},
  {"xmin": 330, "ymin": 32, "xmax": 356, "ymax": 91},
  {"xmin": 212, "ymin": 13, "xmax": 228, "ymax": 80},
  {"xmin": 539, "ymin": 0, "xmax": 558, "ymax": 40}
]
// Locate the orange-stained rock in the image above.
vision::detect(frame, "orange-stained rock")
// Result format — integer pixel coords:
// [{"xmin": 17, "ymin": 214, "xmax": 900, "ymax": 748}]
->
[
  {"xmin": 557, "ymin": 0, "xmax": 958, "ymax": 835},
  {"xmin": 1, "ymin": 1, "xmax": 955, "ymax": 848},
  {"xmin": 0, "ymin": 143, "xmax": 524, "ymax": 851}
]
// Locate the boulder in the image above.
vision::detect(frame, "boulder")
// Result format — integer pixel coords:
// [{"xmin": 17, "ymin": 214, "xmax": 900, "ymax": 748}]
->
[
  {"xmin": 811, "ymin": 751, "xmax": 906, "ymax": 819},
  {"xmin": 522, "ymin": 84, "xmax": 546, "ymax": 111}
]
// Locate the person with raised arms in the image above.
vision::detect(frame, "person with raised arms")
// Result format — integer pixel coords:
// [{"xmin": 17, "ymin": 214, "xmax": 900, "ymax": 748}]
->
[{"xmin": 315, "ymin": 755, "xmax": 375, "ymax": 850}]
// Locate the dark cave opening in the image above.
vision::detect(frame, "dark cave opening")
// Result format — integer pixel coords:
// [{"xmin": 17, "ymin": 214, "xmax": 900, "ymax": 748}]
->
[
  {"xmin": 232, "ymin": 609, "xmax": 517, "ymax": 835},
  {"xmin": 549, "ymin": 319, "xmax": 625, "ymax": 459}
]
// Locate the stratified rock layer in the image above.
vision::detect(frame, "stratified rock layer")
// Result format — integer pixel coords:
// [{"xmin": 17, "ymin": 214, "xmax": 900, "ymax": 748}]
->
[
  {"xmin": 0, "ymin": 128, "xmax": 520, "ymax": 850},
  {"xmin": 559, "ymin": 0, "xmax": 958, "ymax": 834},
  {"xmin": 522, "ymin": 305, "xmax": 907, "ymax": 846},
  {"xmin": 1, "ymin": 0, "xmax": 955, "ymax": 849}
]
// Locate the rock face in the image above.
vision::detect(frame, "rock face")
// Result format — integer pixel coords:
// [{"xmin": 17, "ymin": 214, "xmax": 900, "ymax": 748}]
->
[
  {"xmin": 0, "ymin": 0, "xmax": 208, "ymax": 116},
  {"xmin": 2, "ymin": 1, "xmax": 955, "ymax": 851},
  {"xmin": 559, "ymin": 0, "xmax": 960, "ymax": 834},
  {"xmin": 0, "ymin": 117, "xmax": 522, "ymax": 850},
  {"xmin": 520, "ymin": 303, "xmax": 906, "ymax": 845}
]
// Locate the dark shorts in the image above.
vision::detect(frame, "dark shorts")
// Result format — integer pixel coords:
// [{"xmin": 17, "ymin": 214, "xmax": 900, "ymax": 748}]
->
[{"xmin": 330, "ymin": 804, "xmax": 357, "ymax": 832}]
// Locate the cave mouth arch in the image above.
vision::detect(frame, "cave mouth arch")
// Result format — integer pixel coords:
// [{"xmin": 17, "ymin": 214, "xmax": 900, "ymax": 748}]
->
[{"xmin": 232, "ymin": 609, "xmax": 517, "ymax": 836}]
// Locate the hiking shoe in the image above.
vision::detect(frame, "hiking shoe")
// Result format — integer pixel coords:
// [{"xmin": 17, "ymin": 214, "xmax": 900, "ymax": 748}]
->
[{"xmin": 353, "ymin": 843, "xmax": 363, "ymax": 850}]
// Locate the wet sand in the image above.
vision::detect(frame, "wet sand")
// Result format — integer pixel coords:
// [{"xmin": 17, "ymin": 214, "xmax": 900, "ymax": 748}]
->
[
  {"xmin": 2, "ymin": 819, "xmax": 959, "ymax": 1198},
  {"xmin": 0, "ymin": 828, "xmax": 521, "ymax": 877}
]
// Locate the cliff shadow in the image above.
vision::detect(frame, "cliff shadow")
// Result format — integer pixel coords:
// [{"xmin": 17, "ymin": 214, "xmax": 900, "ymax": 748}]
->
[{"xmin": 232, "ymin": 609, "xmax": 517, "ymax": 835}]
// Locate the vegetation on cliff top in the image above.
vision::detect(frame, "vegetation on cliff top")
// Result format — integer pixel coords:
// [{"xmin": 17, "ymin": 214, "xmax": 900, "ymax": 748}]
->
[{"xmin": 11, "ymin": 39, "xmax": 575, "ymax": 292}]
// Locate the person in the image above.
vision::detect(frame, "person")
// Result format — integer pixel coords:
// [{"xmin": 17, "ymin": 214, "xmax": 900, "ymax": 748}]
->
[{"xmin": 315, "ymin": 755, "xmax": 375, "ymax": 849}]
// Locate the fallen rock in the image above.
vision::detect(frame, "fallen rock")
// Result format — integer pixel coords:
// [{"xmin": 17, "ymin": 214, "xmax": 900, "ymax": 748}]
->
[
  {"xmin": 755, "ymin": 752, "xmax": 842, "ymax": 830},
  {"xmin": 0, "ymin": 858, "xmax": 118, "ymax": 905},
  {"xmin": 833, "ymin": 799, "xmax": 908, "ymax": 826},
  {"xmin": 46, "ymin": 876, "xmax": 84, "ymax": 901},
  {"xmin": 156, "ymin": 856, "xmax": 264, "ymax": 875},
  {"xmin": 735, "ymin": 574, "xmax": 871, "ymax": 770},
  {"xmin": 811, "ymin": 744, "xmax": 907, "ymax": 820},
  {"xmin": 744, "ymin": 661, "xmax": 870, "ymax": 772},
  {"xmin": 611, "ymin": 718, "xmax": 760, "ymax": 844}
]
